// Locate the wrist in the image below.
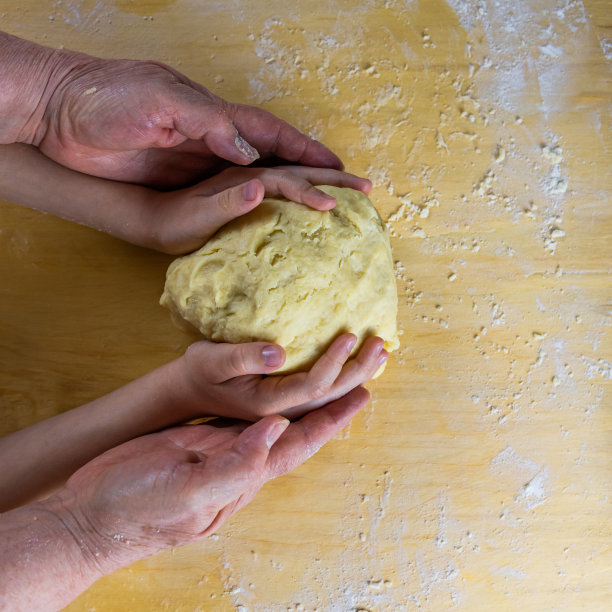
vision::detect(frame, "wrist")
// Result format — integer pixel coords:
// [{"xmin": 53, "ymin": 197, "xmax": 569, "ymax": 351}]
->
[
  {"xmin": 35, "ymin": 493, "xmax": 117, "ymax": 577},
  {"xmin": 143, "ymin": 190, "xmax": 176, "ymax": 253},
  {"xmin": 162, "ymin": 352, "xmax": 207, "ymax": 420},
  {"xmin": 0, "ymin": 32, "xmax": 87, "ymax": 145},
  {"xmin": 146, "ymin": 189, "xmax": 197, "ymax": 254},
  {"xmin": 39, "ymin": 489, "xmax": 141, "ymax": 576},
  {"xmin": 0, "ymin": 496, "xmax": 109, "ymax": 611}
]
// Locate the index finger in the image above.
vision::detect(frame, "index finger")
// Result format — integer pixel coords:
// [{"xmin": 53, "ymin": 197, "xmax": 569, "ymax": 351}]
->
[
  {"xmin": 230, "ymin": 104, "xmax": 344, "ymax": 170},
  {"xmin": 263, "ymin": 386, "xmax": 370, "ymax": 481}
]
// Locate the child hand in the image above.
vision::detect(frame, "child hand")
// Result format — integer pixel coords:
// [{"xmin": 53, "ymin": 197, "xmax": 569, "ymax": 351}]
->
[
  {"xmin": 149, "ymin": 165, "xmax": 372, "ymax": 254},
  {"xmin": 167, "ymin": 333, "xmax": 387, "ymax": 421}
]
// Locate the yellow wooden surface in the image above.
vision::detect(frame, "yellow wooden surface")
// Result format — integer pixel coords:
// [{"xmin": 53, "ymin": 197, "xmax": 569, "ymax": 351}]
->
[{"xmin": 1, "ymin": 0, "xmax": 611, "ymax": 610}]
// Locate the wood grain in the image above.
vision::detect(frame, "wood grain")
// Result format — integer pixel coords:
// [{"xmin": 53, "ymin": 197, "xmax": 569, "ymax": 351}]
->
[{"xmin": 1, "ymin": 0, "xmax": 610, "ymax": 610}]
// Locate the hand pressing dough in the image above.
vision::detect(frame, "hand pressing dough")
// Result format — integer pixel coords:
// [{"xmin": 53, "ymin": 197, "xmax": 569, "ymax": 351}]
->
[{"xmin": 160, "ymin": 186, "xmax": 399, "ymax": 373}]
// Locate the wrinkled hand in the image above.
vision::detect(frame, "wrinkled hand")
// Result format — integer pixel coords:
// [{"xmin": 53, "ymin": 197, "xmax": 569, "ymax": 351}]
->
[
  {"xmin": 38, "ymin": 56, "xmax": 343, "ymax": 188},
  {"xmin": 150, "ymin": 165, "xmax": 372, "ymax": 254},
  {"xmin": 54, "ymin": 387, "xmax": 369, "ymax": 570},
  {"xmin": 169, "ymin": 333, "xmax": 387, "ymax": 422}
]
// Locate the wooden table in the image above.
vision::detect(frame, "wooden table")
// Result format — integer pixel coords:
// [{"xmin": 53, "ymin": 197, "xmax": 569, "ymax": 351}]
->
[{"xmin": 1, "ymin": 0, "xmax": 610, "ymax": 609}]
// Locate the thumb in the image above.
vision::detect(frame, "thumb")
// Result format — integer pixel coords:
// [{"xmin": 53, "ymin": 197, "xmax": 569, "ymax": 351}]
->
[
  {"xmin": 196, "ymin": 416, "xmax": 289, "ymax": 536},
  {"xmin": 191, "ymin": 180, "xmax": 265, "ymax": 245},
  {"xmin": 169, "ymin": 86, "xmax": 260, "ymax": 164},
  {"xmin": 206, "ymin": 416, "xmax": 290, "ymax": 485},
  {"xmin": 234, "ymin": 415, "xmax": 291, "ymax": 455},
  {"xmin": 201, "ymin": 340, "xmax": 286, "ymax": 382},
  {"xmin": 205, "ymin": 179, "xmax": 264, "ymax": 228},
  {"xmin": 204, "ymin": 124, "xmax": 261, "ymax": 166}
]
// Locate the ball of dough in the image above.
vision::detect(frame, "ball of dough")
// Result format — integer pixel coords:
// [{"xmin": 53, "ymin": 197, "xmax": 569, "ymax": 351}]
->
[{"xmin": 160, "ymin": 186, "xmax": 399, "ymax": 373}]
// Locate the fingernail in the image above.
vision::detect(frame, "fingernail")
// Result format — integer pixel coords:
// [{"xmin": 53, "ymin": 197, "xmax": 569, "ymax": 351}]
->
[
  {"xmin": 235, "ymin": 134, "xmax": 260, "ymax": 160},
  {"xmin": 242, "ymin": 180, "xmax": 259, "ymax": 202},
  {"xmin": 346, "ymin": 336, "xmax": 357, "ymax": 352},
  {"xmin": 262, "ymin": 345, "xmax": 283, "ymax": 368},
  {"xmin": 266, "ymin": 418, "xmax": 290, "ymax": 448},
  {"xmin": 377, "ymin": 351, "xmax": 388, "ymax": 366}
]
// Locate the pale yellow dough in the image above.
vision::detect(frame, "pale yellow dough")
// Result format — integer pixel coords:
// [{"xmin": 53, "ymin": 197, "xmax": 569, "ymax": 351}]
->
[{"xmin": 160, "ymin": 186, "xmax": 399, "ymax": 373}]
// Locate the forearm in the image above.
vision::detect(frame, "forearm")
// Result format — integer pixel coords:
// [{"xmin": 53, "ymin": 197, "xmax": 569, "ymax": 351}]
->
[
  {"xmin": 0, "ymin": 143, "xmax": 160, "ymax": 248},
  {"xmin": 0, "ymin": 489, "xmax": 143, "ymax": 612},
  {"xmin": 0, "ymin": 357, "xmax": 193, "ymax": 511},
  {"xmin": 0, "ymin": 495, "xmax": 129, "ymax": 612},
  {"xmin": 0, "ymin": 31, "xmax": 78, "ymax": 145}
]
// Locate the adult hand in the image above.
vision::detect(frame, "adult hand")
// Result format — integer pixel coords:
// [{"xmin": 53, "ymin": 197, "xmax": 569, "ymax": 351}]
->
[
  {"xmin": 52, "ymin": 387, "xmax": 369, "ymax": 570},
  {"xmin": 150, "ymin": 165, "xmax": 372, "ymax": 254},
  {"xmin": 168, "ymin": 333, "xmax": 387, "ymax": 422},
  {"xmin": 37, "ymin": 55, "xmax": 343, "ymax": 188},
  {"xmin": 0, "ymin": 388, "xmax": 369, "ymax": 612}
]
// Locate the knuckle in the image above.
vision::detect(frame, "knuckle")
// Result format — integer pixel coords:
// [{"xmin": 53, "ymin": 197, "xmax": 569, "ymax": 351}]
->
[
  {"xmin": 268, "ymin": 168, "xmax": 291, "ymax": 187},
  {"xmin": 216, "ymin": 189, "xmax": 234, "ymax": 214},
  {"xmin": 358, "ymin": 358, "xmax": 375, "ymax": 378},
  {"xmin": 216, "ymin": 97, "xmax": 234, "ymax": 116},
  {"xmin": 276, "ymin": 169, "xmax": 294, "ymax": 183},
  {"xmin": 207, "ymin": 102, "xmax": 229, "ymax": 119},
  {"xmin": 228, "ymin": 346, "xmax": 249, "ymax": 374},
  {"xmin": 259, "ymin": 167, "xmax": 275, "ymax": 181},
  {"xmin": 295, "ymin": 137, "xmax": 310, "ymax": 162},
  {"xmin": 243, "ymin": 465, "xmax": 262, "ymax": 483},
  {"xmin": 252, "ymin": 403, "xmax": 274, "ymax": 418},
  {"xmin": 310, "ymin": 380, "xmax": 330, "ymax": 400},
  {"xmin": 184, "ymin": 342, "xmax": 202, "ymax": 364},
  {"xmin": 323, "ymin": 351, "xmax": 345, "ymax": 371}
]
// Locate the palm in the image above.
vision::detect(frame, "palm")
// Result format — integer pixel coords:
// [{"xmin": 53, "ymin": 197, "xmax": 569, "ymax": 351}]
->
[{"xmin": 65, "ymin": 424, "xmax": 260, "ymax": 552}]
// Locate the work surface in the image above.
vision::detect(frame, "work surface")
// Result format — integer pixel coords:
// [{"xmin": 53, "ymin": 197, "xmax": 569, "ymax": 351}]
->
[{"xmin": 1, "ymin": 0, "xmax": 610, "ymax": 610}]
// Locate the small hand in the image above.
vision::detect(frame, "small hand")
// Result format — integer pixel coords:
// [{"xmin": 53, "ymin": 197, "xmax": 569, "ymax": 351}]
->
[
  {"xmin": 170, "ymin": 333, "xmax": 387, "ymax": 421},
  {"xmin": 38, "ymin": 57, "xmax": 343, "ymax": 188},
  {"xmin": 150, "ymin": 165, "xmax": 372, "ymax": 254},
  {"xmin": 53, "ymin": 387, "xmax": 369, "ymax": 570}
]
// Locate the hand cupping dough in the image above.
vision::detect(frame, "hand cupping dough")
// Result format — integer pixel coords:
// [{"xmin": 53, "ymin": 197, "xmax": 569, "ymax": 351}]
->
[{"xmin": 160, "ymin": 186, "xmax": 399, "ymax": 373}]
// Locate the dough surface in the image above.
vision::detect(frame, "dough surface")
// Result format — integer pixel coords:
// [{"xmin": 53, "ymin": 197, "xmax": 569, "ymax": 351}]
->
[{"xmin": 160, "ymin": 186, "xmax": 399, "ymax": 373}]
